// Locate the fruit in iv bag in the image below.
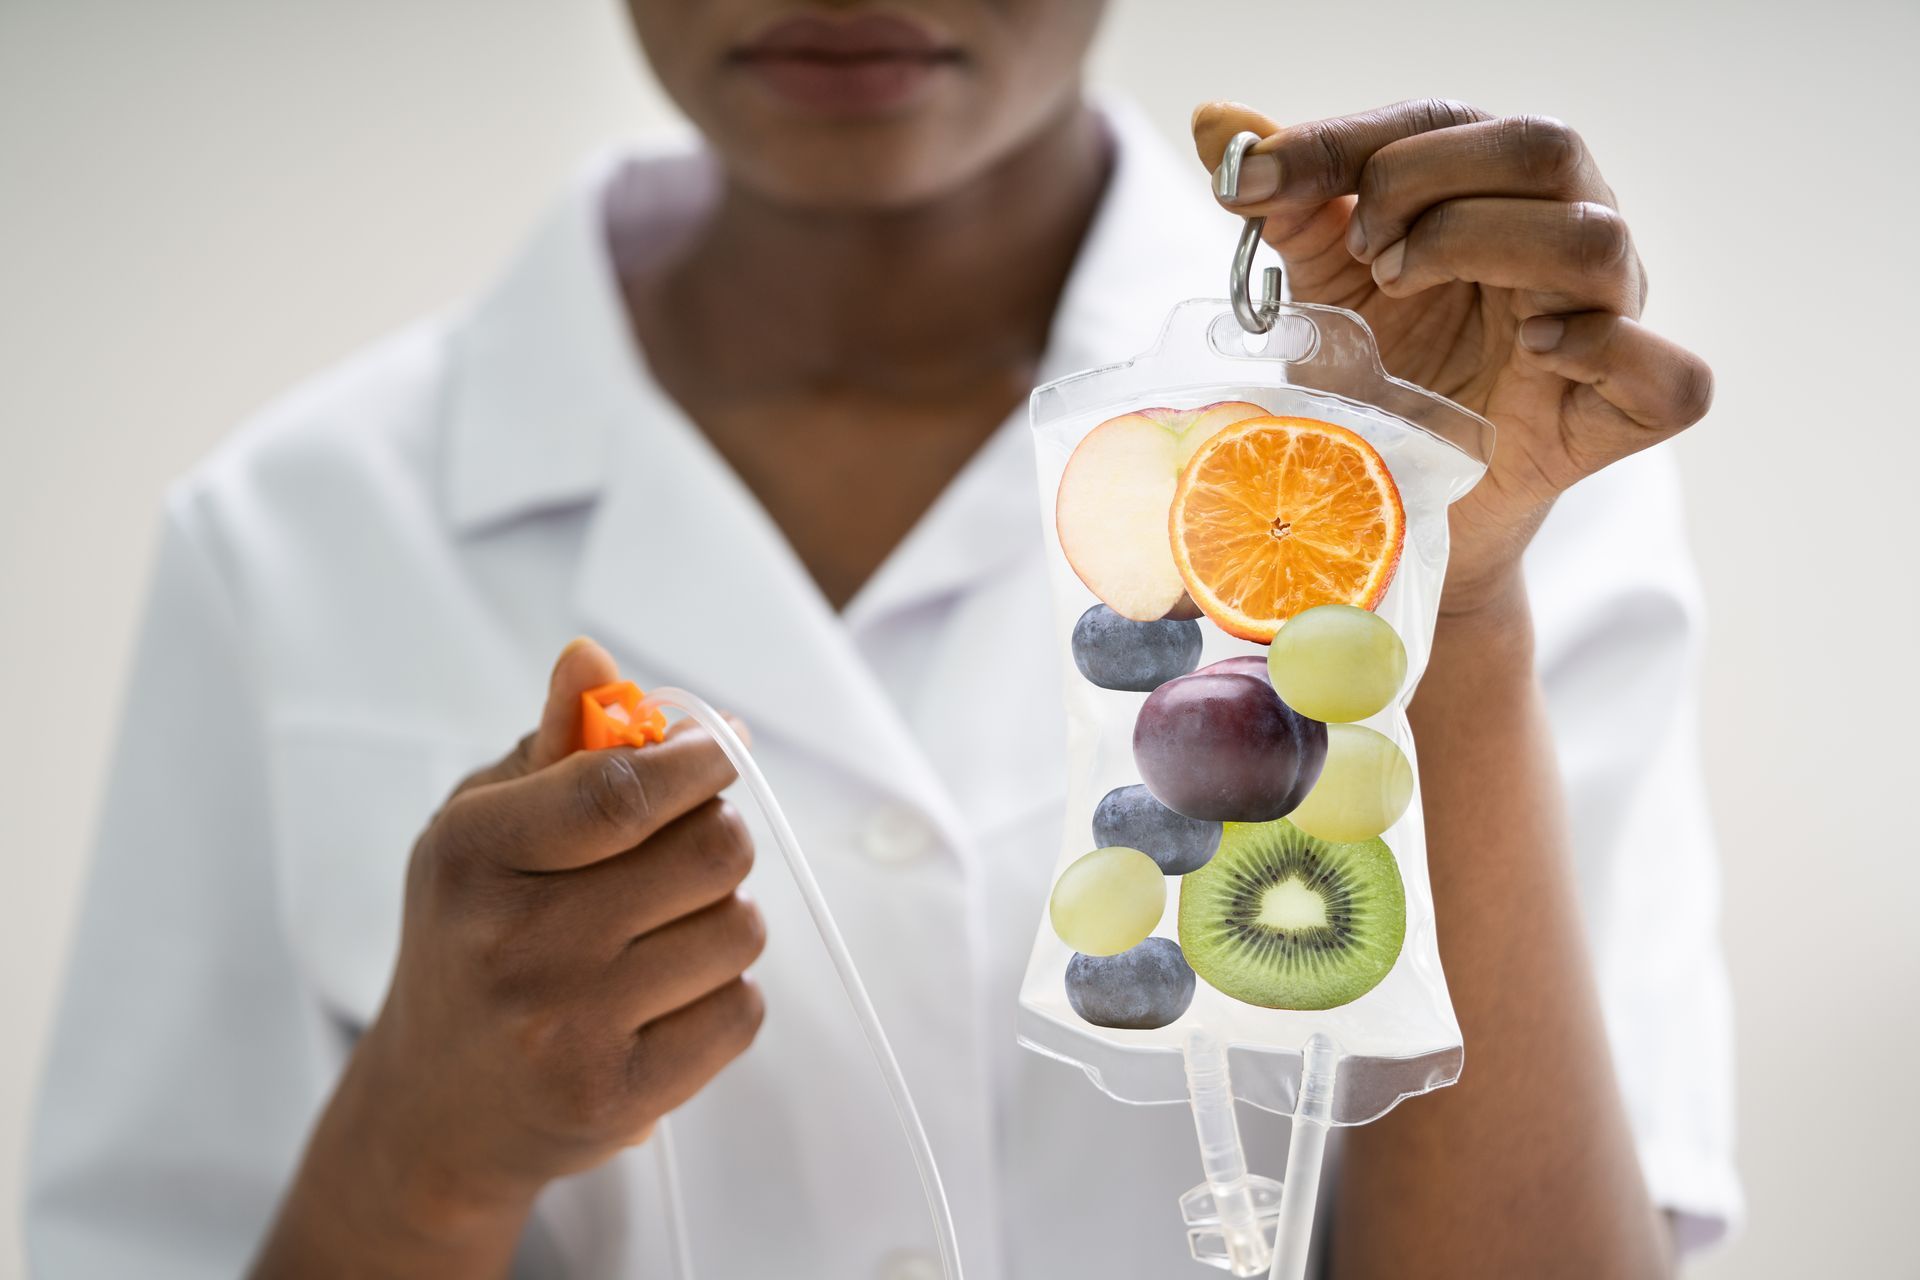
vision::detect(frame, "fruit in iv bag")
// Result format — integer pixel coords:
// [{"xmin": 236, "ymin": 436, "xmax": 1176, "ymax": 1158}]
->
[
  {"xmin": 1133, "ymin": 670, "xmax": 1326, "ymax": 823},
  {"xmin": 1266, "ymin": 604, "xmax": 1408, "ymax": 723},
  {"xmin": 1065, "ymin": 937, "xmax": 1196, "ymax": 1030},
  {"xmin": 1198, "ymin": 654, "xmax": 1273, "ymax": 681},
  {"xmin": 1071, "ymin": 604, "xmax": 1204, "ymax": 692},
  {"xmin": 1056, "ymin": 401, "xmax": 1268, "ymax": 621},
  {"xmin": 1287, "ymin": 724, "xmax": 1414, "ymax": 843},
  {"xmin": 1049, "ymin": 847, "xmax": 1168, "ymax": 956},
  {"xmin": 1179, "ymin": 819, "xmax": 1405, "ymax": 1010},
  {"xmin": 1170, "ymin": 415, "xmax": 1406, "ymax": 641},
  {"xmin": 1093, "ymin": 784, "xmax": 1222, "ymax": 876}
]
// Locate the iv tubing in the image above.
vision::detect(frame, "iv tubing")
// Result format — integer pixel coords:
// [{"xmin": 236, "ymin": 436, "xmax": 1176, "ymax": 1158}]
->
[
  {"xmin": 1268, "ymin": 1035, "xmax": 1338, "ymax": 1280},
  {"xmin": 642, "ymin": 688, "xmax": 965, "ymax": 1280},
  {"xmin": 652, "ymin": 1116, "xmax": 696, "ymax": 1277}
]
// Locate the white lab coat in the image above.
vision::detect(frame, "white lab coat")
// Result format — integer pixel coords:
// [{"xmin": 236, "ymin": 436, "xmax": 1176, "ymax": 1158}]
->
[{"xmin": 27, "ymin": 104, "xmax": 1741, "ymax": 1278}]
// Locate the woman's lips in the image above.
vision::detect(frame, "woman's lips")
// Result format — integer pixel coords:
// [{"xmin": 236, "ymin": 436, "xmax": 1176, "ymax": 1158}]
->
[{"xmin": 729, "ymin": 12, "xmax": 962, "ymax": 115}]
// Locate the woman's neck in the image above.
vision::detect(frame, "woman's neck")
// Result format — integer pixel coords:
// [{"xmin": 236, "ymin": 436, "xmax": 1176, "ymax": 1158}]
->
[{"xmin": 629, "ymin": 96, "xmax": 1111, "ymax": 404}]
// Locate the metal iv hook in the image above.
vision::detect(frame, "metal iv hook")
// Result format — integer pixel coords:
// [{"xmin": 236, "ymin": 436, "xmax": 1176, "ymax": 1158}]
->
[{"xmin": 1214, "ymin": 130, "xmax": 1283, "ymax": 335}]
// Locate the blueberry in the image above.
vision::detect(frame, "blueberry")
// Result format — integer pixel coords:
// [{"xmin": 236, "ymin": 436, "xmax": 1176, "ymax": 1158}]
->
[
  {"xmin": 1071, "ymin": 605, "xmax": 1203, "ymax": 692},
  {"xmin": 1065, "ymin": 938, "xmax": 1197, "ymax": 1030},
  {"xmin": 1093, "ymin": 784, "xmax": 1222, "ymax": 875}
]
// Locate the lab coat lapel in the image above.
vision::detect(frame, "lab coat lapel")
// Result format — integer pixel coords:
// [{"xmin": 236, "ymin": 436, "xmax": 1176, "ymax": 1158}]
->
[
  {"xmin": 571, "ymin": 384, "xmax": 969, "ymax": 844},
  {"xmin": 442, "ymin": 147, "xmax": 966, "ymax": 841}
]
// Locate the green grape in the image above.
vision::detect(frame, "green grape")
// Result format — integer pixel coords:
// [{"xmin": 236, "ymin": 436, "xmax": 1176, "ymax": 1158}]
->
[
  {"xmin": 1050, "ymin": 847, "xmax": 1167, "ymax": 956},
  {"xmin": 1267, "ymin": 604, "xmax": 1407, "ymax": 723},
  {"xmin": 1288, "ymin": 724, "xmax": 1413, "ymax": 843}
]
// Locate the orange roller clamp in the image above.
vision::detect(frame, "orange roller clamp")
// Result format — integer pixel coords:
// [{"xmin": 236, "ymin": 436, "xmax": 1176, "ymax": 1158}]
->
[{"xmin": 579, "ymin": 680, "xmax": 668, "ymax": 750}]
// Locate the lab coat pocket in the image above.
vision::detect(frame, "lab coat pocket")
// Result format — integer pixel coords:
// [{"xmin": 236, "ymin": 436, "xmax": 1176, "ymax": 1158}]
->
[{"xmin": 267, "ymin": 721, "xmax": 495, "ymax": 1027}]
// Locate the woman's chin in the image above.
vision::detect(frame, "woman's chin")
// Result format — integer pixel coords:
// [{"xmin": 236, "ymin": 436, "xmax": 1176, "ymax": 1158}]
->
[{"xmin": 707, "ymin": 109, "xmax": 998, "ymax": 211}]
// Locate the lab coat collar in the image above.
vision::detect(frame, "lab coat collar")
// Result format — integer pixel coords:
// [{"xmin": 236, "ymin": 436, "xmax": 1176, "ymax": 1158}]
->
[
  {"xmin": 440, "ymin": 100, "xmax": 1232, "ymax": 537},
  {"xmin": 570, "ymin": 396, "xmax": 975, "ymax": 831},
  {"xmin": 441, "ymin": 146, "xmax": 690, "ymax": 533},
  {"xmin": 439, "ymin": 142, "xmax": 972, "ymax": 817},
  {"xmin": 838, "ymin": 411, "xmax": 1036, "ymax": 633},
  {"xmin": 1041, "ymin": 97, "xmax": 1238, "ymax": 379}
]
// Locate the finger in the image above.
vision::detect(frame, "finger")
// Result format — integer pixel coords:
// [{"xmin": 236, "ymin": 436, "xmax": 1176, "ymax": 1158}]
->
[
  {"xmin": 452, "ymin": 637, "xmax": 622, "ymax": 797},
  {"xmin": 561, "ymin": 798, "xmax": 755, "ymax": 942},
  {"xmin": 1371, "ymin": 198, "xmax": 1641, "ymax": 314},
  {"xmin": 442, "ymin": 727, "xmax": 737, "ymax": 872},
  {"xmin": 1200, "ymin": 97, "xmax": 1492, "ymax": 213},
  {"xmin": 451, "ymin": 731, "xmax": 537, "ymax": 800},
  {"xmin": 1348, "ymin": 115, "xmax": 1613, "ymax": 263},
  {"xmin": 531, "ymin": 637, "xmax": 622, "ymax": 767},
  {"xmin": 606, "ymin": 894, "xmax": 767, "ymax": 1029},
  {"xmin": 628, "ymin": 977, "xmax": 766, "ymax": 1117},
  {"xmin": 1191, "ymin": 100, "xmax": 1357, "ymax": 283},
  {"xmin": 1191, "ymin": 99, "xmax": 1281, "ymax": 171},
  {"xmin": 1516, "ymin": 313, "xmax": 1714, "ymax": 455}
]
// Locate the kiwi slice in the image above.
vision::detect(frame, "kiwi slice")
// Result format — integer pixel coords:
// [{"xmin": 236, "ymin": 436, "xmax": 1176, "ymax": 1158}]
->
[{"xmin": 1178, "ymin": 819, "xmax": 1405, "ymax": 1010}]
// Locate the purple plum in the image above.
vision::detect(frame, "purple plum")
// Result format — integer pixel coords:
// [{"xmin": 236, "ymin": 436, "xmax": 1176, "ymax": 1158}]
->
[{"xmin": 1133, "ymin": 671, "xmax": 1327, "ymax": 822}]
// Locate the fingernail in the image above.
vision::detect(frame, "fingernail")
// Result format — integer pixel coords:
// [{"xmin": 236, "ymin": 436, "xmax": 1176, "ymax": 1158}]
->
[
  {"xmin": 1221, "ymin": 152, "xmax": 1280, "ymax": 205},
  {"xmin": 552, "ymin": 636, "xmax": 592, "ymax": 681},
  {"xmin": 1520, "ymin": 315, "xmax": 1566, "ymax": 353},
  {"xmin": 1372, "ymin": 240, "xmax": 1406, "ymax": 285},
  {"xmin": 1345, "ymin": 217, "xmax": 1368, "ymax": 259}
]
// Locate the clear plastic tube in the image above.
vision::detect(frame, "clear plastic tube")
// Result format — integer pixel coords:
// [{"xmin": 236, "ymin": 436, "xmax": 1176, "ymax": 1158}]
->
[
  {"xmin": 653, "ymin": 1115, "xmax": 696, "ymax": 1277},
  {"xmin": 1268, "ymin": 1035, "xmax": 1338, "ymax": 1280},
  {"xmin": 641, "ymin": 688, "xmax": 964, "ymax": 1280}
]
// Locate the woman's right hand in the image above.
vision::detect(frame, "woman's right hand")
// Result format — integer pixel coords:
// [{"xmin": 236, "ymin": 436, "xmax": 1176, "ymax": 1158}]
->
[{"xmin": 255, "ymin": 639, "xmax": 765, "ymax": 1277}]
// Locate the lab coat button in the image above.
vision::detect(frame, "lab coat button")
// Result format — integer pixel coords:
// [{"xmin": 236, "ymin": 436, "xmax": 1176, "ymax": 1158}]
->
[
  {"xmin": 860, "ymin": 804, "xmax": 935, "ymax": 864},
  {"xmin": 875, "ymin": 1248, "xmax": 941, "ymax": 1280}
]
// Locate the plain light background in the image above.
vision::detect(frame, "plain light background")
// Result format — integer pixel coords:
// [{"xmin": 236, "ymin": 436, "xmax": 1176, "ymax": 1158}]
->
[{"xmin": 3, "ymin": 1, "xmax": 1915, "ymax": 1276}]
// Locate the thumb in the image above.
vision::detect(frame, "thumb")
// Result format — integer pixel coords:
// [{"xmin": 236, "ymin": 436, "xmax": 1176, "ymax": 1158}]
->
[
  {"xmin": 528, "ymin": 636, "xmax": 623, "ymax": 769},
  {"xmin": 1191, "ymin": 100, "xmax": 1362, "ymax": 299},
  {"xmin": 1191, "ymin": 100, "xmax": 1282, "ymax": 177},
  {"xmin": 449, "ymin": 636, "xmax": 624, "ymax": 798}
]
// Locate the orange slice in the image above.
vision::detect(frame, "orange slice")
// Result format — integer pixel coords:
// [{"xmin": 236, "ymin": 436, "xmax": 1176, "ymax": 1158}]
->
[{"xmin": 1170, "ymin": 416, "xmax": 1404, "ymax": 642}]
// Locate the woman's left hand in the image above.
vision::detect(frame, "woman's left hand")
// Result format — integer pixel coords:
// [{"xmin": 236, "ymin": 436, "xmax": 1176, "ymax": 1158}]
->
[{"xmin": 1194, "ymin": 99, "xmax": 1713, "ymax": 614}]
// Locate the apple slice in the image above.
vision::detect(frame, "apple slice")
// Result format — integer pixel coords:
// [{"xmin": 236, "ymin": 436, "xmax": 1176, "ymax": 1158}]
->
[{"xmin": 1056, "ymin": 401, "xmax": 1267, "ymax": 621}]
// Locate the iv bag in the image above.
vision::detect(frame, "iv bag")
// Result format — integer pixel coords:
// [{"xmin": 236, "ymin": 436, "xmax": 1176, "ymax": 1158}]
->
[{"xmin": 1018, "ymin": 294, "xmax": 1494, "ymax": 1276}]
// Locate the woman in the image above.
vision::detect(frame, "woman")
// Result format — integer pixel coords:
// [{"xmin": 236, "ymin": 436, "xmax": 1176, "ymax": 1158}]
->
[{"xmin": 28, "ymin": 1, "xmax": 1737, "ymax": 1276}]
